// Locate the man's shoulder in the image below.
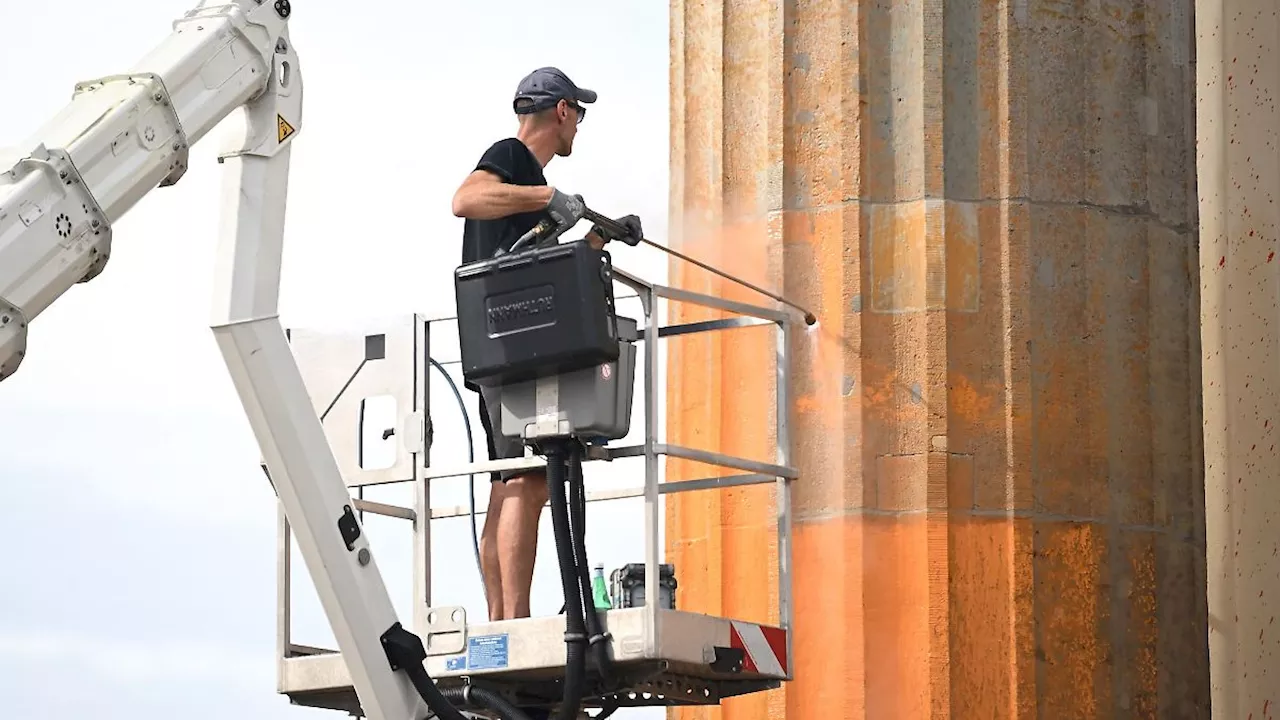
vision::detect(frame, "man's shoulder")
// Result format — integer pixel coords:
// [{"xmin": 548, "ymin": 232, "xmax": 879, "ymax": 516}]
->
[
  {"xmin": 477, "ymin": 137, "xmax": 542, "ymax": 185},
  {"xmin": 478, "ymin": 137, "xmax": 531, "ymax": 163},
  {"xmin": 483, "ymin": 136, "xmax": 524, "ymax": 152},
  {"xmin": 475, "ymin": 137, "xmax": 539, "ymax": 181}
]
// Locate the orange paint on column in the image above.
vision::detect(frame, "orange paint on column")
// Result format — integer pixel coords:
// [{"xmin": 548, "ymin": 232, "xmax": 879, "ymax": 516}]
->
[{"xmin": 666, "ymin": 0, "xmax": 1208, "ymax": 718}]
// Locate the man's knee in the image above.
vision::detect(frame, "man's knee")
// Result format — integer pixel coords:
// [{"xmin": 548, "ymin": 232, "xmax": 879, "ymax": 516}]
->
[{"xmin": 504, "ymin": 470, "xmax": 549, "ymax": 506}]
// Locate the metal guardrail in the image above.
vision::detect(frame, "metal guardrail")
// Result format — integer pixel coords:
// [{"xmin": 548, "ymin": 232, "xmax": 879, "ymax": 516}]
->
[{"xmin": 274, "ymin": 264, "xmax": 798, "ymax": 689}]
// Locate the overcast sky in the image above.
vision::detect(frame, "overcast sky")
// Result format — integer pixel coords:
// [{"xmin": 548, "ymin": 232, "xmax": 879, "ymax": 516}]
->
[{"xmin": 0, "ymin": 1, "xmax": 670, "ymax": 717}]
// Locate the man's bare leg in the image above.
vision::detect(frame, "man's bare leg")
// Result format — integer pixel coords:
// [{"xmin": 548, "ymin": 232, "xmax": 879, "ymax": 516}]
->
[
  {"xmin": 479, "ymin": 481, "xmax": 507, "ymax": 621},
  {"xmin": 497, "ymin": 470, "xmax": 549, "ymax": 619}
]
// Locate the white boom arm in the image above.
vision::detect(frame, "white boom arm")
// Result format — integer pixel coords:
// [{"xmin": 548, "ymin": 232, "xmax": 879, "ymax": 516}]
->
[{"xmin": 0, "ymin": 3, "xmax": 436, "ymax": 719}]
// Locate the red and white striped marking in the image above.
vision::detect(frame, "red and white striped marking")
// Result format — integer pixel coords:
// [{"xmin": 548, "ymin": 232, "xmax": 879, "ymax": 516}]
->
[{"xmin": 728, "ymin": 621, "xmax": 788, "ymax": 676}]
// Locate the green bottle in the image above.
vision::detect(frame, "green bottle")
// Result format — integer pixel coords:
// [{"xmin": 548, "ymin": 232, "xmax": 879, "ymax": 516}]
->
[{"xmin": 591, "ymin": 564, "xmax": 612, "ymax": 609}]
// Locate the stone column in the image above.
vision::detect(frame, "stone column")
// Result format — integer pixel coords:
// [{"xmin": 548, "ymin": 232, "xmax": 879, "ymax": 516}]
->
[
  {"xmin": 665, "ymin": 1, "xmax": 1210, "ymax": 717},
  {"xmin": 1197, "ymin": 1, "xmax": 1280, "ymax": 716}
]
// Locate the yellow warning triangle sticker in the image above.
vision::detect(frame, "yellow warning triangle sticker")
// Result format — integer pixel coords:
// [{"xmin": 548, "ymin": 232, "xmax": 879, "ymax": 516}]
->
[{"xmin": 277, "ymin": 114, "xmax": 295, "ymax": 143}]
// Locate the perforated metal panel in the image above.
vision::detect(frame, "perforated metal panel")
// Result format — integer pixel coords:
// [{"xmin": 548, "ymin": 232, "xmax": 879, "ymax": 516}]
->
[{"xmin": 285, "ymin": 315, "xmax": 429, "ymax": 487}]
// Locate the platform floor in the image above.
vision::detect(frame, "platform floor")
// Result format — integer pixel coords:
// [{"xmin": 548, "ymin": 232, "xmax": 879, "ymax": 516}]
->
[{"xmin": 280, "ymin": 608, "xmax": 789, "ymax": 715}]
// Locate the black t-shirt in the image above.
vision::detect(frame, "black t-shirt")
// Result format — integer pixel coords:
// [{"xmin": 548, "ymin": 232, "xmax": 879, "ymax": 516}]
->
[{"xmin": 460, "ymin": 138, "xmax": 552, "ymax": 265}]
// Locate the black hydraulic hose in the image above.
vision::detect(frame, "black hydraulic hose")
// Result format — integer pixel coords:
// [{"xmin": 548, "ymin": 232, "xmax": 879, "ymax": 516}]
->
[
  {"xmin": 569, "ymin": 448, "xmax": 592, "ymax": 619},
  {"xmin": 424, "ymin": 360, "xmax": 608, "ymax": 715},
  {"xmin": 426, "ymin": 356, "xmax": 484, "ymax": 587},
  {"xmin": 401, "ymin": 658, "xmax": 470, "ymax": 720},
  {"xmin": 568, "ymin": 445, "xmax": 615, "ymax": 688},
  {"xmin": 439, "ymin": 685, "xmax": 534, "ymax": 720},
  {"xmin": 546, "ymin": 442, "xmax": 588, "ymax": 719}
]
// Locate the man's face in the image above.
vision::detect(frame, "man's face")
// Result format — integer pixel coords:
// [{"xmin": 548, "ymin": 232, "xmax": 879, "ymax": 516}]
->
[{"xmin": 555, "ymin": 99, "xmax": 583, "ymax": 157}]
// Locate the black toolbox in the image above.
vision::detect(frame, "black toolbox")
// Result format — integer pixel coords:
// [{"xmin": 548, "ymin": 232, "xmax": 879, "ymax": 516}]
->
[
  {"xmin": 454, "ymin": 239, "xmax": 620, "ymax": 388},
  {"xmin": 609, "ymin": 563, "xmax": 677, "ymax": 610}
]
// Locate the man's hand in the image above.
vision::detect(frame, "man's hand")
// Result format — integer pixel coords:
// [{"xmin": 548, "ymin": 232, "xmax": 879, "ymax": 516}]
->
[
  {"xmin": 592, "ymin": 214, "xmax": 645, "ymax": 247},
  {"xmin": 546, "ymin": 188, "xmax": 586, "ymax": 227},
  {"xmin": 586, "ymin": 228, "xmax": 607, "ymax": 250},
  {"xmin": 617, "ymin": 214, "xmax": 644, "ymax": 246}
]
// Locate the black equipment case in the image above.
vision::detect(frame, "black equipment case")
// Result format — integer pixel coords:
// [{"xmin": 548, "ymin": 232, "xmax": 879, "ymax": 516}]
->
[{"xmin": 454, "ymin": 240, "xmax": 620, "ymax": 388}]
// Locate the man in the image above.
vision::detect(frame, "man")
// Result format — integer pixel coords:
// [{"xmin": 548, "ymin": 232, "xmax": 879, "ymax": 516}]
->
[{"xmin": 451, "ymin": 66, "xmax": 640, "ymax": 624}]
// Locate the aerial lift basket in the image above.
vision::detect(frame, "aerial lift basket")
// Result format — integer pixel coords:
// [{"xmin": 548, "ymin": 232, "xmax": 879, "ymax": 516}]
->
[{"xmin": 273, "ymin": 261, "xmax": 798, "ymax": 716}]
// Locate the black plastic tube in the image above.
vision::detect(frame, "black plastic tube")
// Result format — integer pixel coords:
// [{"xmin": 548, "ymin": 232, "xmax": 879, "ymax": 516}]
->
[
  {"xmin": 426, "ymin": 356, "xmax": 483, "ymax": 586},
  {"xmin": 546, "ymin": 442, "xmax": 587, "ymax": 719},
  {"xmin": 438, "ymin": 685, "xmax": 534, "ymax": 720},
  {"xmin": 567, "ymin": 446, "xmax": 615, "ymax": 688},
  {"xmin": 401, "ymin": 661, "xmax": 470, "ymax": 720},
  {"xmin": 568, "ymin": 447, "xmax": 593, "ymax": 620}
]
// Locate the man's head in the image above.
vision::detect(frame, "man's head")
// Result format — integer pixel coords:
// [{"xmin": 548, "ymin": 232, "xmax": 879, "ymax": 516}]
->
[{"xmin": 513, "ymin": 67, "xmax": 595, "ymax": 157}]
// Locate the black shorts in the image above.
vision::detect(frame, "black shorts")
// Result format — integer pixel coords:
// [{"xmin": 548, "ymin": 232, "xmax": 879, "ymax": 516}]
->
[{"xmin": 476, "ymin": 383, "xmax": 531, "ymax": 483}]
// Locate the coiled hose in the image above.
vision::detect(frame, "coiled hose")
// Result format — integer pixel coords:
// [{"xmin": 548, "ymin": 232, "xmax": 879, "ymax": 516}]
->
[
  {"xmin": 439, "ymin": 685, "xmax": 533, "ymax": 720},
  {"xmin": 546, "ymin": 441, "xmax": 588, "ymax": 719},
  {"xmin": 400, "ymin": 660, "xmax": 470, "ymax": 720}
]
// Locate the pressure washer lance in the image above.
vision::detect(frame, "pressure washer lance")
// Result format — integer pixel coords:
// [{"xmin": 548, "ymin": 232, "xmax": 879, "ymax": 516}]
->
[
  {"xmin": 583, "ymin": 208, "xmax": 818, "ymax": 326},
  {"xmin": 507, "ymin": 207, "xmax": 818, "ymax": 326}
]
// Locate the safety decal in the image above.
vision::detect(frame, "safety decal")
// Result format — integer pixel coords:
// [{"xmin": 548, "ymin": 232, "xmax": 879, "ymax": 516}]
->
[
  {"xmin": 728, "ymin": 621, "xmax": 788, "ymax": 676},
  {"xmin": 277, "ymin": 114, "xmax": 296, "ymax": 143},
  {"xmin": 466, "ymin": 633, "xmax": 509, "ymax": 670}
]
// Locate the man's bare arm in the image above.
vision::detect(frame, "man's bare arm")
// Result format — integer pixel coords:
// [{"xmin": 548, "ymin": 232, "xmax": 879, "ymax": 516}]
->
[{"xmin": 452, "ymin": 170, "xmax": 554, "ymax": 219}]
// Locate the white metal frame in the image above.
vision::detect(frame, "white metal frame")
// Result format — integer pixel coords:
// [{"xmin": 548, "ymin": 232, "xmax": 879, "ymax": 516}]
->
[
  {"xmin": 274, "ymin": 267, "xmax": 798, "ymax": 713},
  {"xmin": 1, "ymin": 3, "xmax": 431, "ymax": 719},
  {"xmin": 207, "ymin": 8, "xmax": 430, "ymax": 720}
]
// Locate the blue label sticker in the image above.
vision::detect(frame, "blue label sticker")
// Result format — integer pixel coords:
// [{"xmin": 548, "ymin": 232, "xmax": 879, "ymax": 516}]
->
[
  {"xmin": 445, "ymin": 655, "xmax": 466, "ymax": 671},
  {"xmin": 467, "ymin": 633, "xmax": 509, "ymax": 670}
]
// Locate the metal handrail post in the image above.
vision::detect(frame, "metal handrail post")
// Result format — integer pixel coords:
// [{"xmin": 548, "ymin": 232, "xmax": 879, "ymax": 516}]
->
[
  {"xmin": 414, "ymin": 316, "xmax": 432, "ymax": 631},
  {"xmin": 641, "ymin": 283, "xmax": 662, "ymax": 654},
  {"xmin": 776, "ymin": 315, "xmax": 794, "ymax": 679},
  {"xmin": 277, "ymin": 503, "xmax": 291, "ymax": 673}
]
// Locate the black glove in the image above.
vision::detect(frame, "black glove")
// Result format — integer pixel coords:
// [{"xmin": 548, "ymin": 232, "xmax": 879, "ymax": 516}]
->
[
  {"xmin": 617, "ymin": 214, "xmax": 643, "ymax": 246},
  {"xmin": 546, "ymin": 188, "xmax": 586, "ymax": 227},
  {"xmin": 594, "ymin": 214, "xmax": 644, "ymax": 246}
]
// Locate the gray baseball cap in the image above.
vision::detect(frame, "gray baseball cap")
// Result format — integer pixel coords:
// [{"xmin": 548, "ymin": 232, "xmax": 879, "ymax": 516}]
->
[{"xmin": 513, "ymin": 67, "xmax": 597, "ymax": 116}]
